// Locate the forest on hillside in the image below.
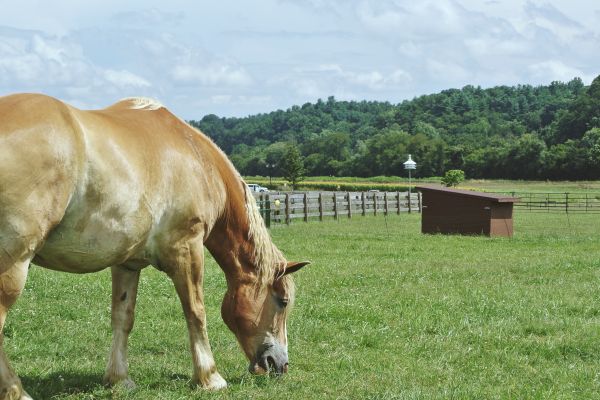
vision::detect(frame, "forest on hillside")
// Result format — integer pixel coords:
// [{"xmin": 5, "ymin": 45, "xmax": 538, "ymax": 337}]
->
[{"xmin": 189, "ymin": 75, "xmax": 600, "ymax": 180}]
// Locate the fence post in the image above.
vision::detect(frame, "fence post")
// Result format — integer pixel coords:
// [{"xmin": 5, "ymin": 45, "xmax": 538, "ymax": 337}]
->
[
  {"xmin": 384, "ymin": 192, "xmax": 388, "ymax": 216},
  {"xmin": 303, "ymin": 192, "xmax": 308, "ymax": 222},
  {"xmin": 586, "ymin": 193, "xmax": 589, "ymax": 213},
  {"xmin": 408, "ymin": 191, "xmax": 412, "ymax": 214},
  {"xmin": 417, "ymin": 191, "xmax": 422, "ymax": 213},
  {"xmin": 374, "ymin": 193, "xmax": 378, "ymax": 216},
  {"xmin": 347, "ymin": 192, "xmax": 352, "ymax": 219},
  {"xmin": 318, "ymin": 192, "xmax": 323, "ymax": 221},
  {"xmin": 285, "ymin": 193, "xmax": 290, "ymax": 225},
  {"xmin": 333, "ymin": 192, "xmax": 338, "ymax": 220},
  {"xmin": 397, "ymin": 191, "xmax": 401, "ymax": 215},
  {"xmin": 361, "ymin": 192, "xmax": 366, "ymax": 216},
  {"xmin": 265, "ymin": 194, "xmax": 271, "ymax": 228}
]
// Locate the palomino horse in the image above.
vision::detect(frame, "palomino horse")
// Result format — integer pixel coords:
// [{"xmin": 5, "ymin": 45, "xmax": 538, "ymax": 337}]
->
[{"xmin": 0, "ymin": 94, "xmax": 308, "ymax": 399}]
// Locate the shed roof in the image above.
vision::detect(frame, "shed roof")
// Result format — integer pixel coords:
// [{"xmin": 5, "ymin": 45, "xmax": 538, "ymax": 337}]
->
[{"xmin": 416, "ymin": 185, "xmax": 519, "ymax": 203}]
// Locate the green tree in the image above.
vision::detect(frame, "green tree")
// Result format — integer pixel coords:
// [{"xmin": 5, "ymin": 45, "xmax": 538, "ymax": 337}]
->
[
  {"xmin": 281, "ymin": 143, "xmax": 305, "ymax": 190},
  {"xmin": 554, "ymin": 75, "xmax": 600, "ymax": 142},
  {"xmin": 504, "ymin": 134, "xmax": 547, "ymax": 179},
  {"xmin": 582, "ymin": 128, "xmax": 600, "ymax": 173},
  {"xmin": 441, "ymin": 170, "xmax": 465, "ymax": 187},
  {"xmin": 190, "ymin": 76, "xmax": 594, "ymax": 180}
]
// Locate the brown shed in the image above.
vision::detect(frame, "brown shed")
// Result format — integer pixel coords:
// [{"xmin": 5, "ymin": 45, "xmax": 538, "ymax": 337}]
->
[{"xmin": 416, "ymin": 185, "xmax": 519, "ymax": 237}]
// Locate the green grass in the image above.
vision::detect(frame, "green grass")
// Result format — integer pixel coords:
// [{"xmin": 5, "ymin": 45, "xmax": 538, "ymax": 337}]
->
[
  {"xmin": 246, "ymin": 176, "xmax": 600, "ymax": 193},
  {"xmin": 5, "ymin": 212, "xmax": 600, "ymax": 399},
  {"xmin": 462, "ymin": 179, "xmax": 600, "ymax": 193}
]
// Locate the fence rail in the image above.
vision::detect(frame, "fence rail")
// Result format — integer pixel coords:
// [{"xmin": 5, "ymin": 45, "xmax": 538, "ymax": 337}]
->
[
  {"xmin": 255, "ymin": 191, "xmax": 600, "ymax": 227},
  {"xmin": 498, "ymin": 192, "xmax": 600, "ymax": 213},
  {"xmin": 255, "ymin": 191, "xmax": 421, "ymax": 226}
]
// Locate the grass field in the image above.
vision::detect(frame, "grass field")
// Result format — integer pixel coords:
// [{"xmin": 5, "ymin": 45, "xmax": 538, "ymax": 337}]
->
[
  {"xmin": 245, "ymin": 176, "xmax": 600, "ymax": 194},
  {"xmin": 5, "ymin": 211, "xmax": 600, "ymax": 399},
  {"xmin": 463, "ymin": 180, "xmax": 600, "ymax": 193}
]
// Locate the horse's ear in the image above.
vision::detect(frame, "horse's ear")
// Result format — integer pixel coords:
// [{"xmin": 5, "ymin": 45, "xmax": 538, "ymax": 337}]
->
[{"xmin": 281, "ymin": 261, "xmax": 310, "ymax": 276}]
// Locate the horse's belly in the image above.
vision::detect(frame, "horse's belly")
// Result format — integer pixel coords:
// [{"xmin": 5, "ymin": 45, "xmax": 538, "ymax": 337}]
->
[{"xmin": 34, "ymin": 208, "xmax": 153, "ymax": 273}]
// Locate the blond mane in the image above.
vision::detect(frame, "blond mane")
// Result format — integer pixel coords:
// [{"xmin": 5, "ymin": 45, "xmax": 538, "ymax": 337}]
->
[
  {"xmin": 122, "ymin": 97, "xmax": 164, "ymax": 111},
  {"xmin": 243, "ymin": 185, "xmax": 289, "ymax": 287}
]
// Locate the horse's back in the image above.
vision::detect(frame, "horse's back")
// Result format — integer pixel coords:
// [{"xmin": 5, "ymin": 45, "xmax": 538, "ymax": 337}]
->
[{"xmin": 1, "ymin": 94, "xmax": 229, "ymax": 273}]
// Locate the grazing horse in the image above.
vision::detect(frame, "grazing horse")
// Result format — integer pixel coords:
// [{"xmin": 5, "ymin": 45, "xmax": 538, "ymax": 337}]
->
[{"xmin": 0, "ymin": 94, "xmax": 308, "ymax": 399}]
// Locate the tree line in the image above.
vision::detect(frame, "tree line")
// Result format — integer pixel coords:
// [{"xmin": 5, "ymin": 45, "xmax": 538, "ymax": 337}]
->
[{"xmin": 189, "ymin": 75, "xmax": 600, "ymax": 180}]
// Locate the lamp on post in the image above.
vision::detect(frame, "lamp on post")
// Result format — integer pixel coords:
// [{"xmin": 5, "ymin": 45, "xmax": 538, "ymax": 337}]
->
[
  {"xmin": 403, "ymin": 154, "xmax": 416, "ymax": 213},
  {"xmin": 266, "ymin": 163, "xmax": 274, "ymax": 186}
]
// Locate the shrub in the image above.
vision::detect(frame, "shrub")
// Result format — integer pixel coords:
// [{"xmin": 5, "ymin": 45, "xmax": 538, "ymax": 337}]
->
[{"xmin": 441, "ymin": 170, "xmax": 465, "ymax": 187}]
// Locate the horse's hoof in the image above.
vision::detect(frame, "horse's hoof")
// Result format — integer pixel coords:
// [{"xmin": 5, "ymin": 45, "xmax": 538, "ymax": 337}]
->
[
  {"xmin": 195, "ymin": 372, "xmax": 227, "ymax": 390},
  {"xmin": 0, "ymin": 384, "xmax": 21, "ymax": 400},
  {"xmin": 103, "ymin": 376, "xmax": 136, "ymax": 390},
  {"xmin": 20, "ymin": 390, "xmax": 33, "ymax": 400},
  {"xmin": 207, "ymin": 373, "xmax": 227, "ymax": 390},
  {"xmin": 117, "ymin": 378, "xmax": 136, "ymax": 390}
]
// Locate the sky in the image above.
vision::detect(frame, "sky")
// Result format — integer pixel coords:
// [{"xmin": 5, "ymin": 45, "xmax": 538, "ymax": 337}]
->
[{"xmin": 0, "ymin": 0, "xmax": 598, "ymax": 119}]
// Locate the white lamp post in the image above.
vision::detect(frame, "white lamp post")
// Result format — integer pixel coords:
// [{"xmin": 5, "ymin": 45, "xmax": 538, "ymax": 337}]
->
[
  {"xmin": 266, "ymin": 163, "xmax": 274, "ymax": 185},
  {"xmin": 404, "ymin": 154, "xmax": 416, "ymax": 212}
]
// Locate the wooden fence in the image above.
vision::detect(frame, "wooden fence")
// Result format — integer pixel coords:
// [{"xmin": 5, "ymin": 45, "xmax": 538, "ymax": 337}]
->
[
  {"xmin": 255, "ymin": 191, "xmax": 421, "ymax": 226},
  {"xmin": 504, "ymin": 192, "xmax": 600, "ymax": 213}
]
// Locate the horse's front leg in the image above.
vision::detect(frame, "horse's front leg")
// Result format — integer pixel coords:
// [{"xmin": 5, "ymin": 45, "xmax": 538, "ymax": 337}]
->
[
  {"xmin": 166, "ymin": 239, "xmax": 226, "ymax": 390},
  {"xmin": 103, "ymin": 266, "xmax": 141, "ymax": 388}
]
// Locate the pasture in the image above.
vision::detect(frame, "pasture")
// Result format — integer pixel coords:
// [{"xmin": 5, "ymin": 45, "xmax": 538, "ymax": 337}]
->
[{"xmin": 5, "ymin": 212, "xmax": 600, "ymax": 399}]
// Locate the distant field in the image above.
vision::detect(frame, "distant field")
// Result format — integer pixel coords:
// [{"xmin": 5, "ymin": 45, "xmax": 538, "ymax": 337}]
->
[
  {"xmin": 6, "ymin": 211, "xmax": 600, "ymax": 399},
  {"xmin": 245, "ymin": 176, "xmax": 600, "ymax": 193},
  {"xmin": 463, "ymin": 179, "xmax": 600, "ymax": 193}
]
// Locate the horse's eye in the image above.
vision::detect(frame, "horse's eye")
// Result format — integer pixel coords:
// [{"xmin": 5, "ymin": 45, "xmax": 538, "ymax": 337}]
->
[{"xmin": 276, "ymin": 297, "xmax": 289, "ymax": 308}]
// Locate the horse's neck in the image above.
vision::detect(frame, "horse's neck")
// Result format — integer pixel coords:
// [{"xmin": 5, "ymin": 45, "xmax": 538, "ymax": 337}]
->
[
  {"xmin": 204, "ymin": 206, "xmax": 255, "ymax": 282},
  {"xmin": 205, "ymin": 197, "xmax": 282, "ymax": 286}
]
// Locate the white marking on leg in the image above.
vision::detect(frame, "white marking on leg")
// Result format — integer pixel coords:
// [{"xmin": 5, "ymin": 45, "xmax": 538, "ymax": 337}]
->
[
  {"xmin": 106, "ymin": 330, "xmax": 128, "ymax": 380},
  {"xmin": 189, "ymin": 331, "xmax": 226, "ymax": 389}
]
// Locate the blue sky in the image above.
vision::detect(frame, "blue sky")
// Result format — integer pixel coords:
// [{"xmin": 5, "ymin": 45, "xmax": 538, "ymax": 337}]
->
[{"xmin": 0, "ymin": 0, "xmax": 598, "ymax": 118}]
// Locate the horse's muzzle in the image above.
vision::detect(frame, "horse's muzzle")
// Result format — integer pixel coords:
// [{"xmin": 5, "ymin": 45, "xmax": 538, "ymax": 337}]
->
[{"xmin": 249, "ymin": 343, "xmax": 289, "ymax": 375}]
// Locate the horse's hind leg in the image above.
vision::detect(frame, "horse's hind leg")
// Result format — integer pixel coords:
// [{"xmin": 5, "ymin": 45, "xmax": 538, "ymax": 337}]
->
[
  {"xmin": 103, "ymin": 266, "xmax": 141, "ymax": 388},
  {"xmin": 0, "ymin": 257, "xmax": 32, "ymax": 400}
]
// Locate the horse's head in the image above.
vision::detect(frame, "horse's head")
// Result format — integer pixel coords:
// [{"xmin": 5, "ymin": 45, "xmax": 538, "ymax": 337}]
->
[{"xmin": 220, "ymin": 260, "xmax": 309, "ymax": 375}]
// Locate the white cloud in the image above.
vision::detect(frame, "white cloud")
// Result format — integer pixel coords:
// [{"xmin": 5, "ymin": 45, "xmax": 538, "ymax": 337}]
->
[
  {"xmin": 388, "ymin": 69, "xmax": 412, "ymax": 85},
  {"xmin": 0, "ymin": 1, "xmax": 599, "ymax": 117},
  {"xmin": 32, "ymin": 35, "xmax": 67, "ymax": 64},
  {"xmin": 103, "ymin": 69, "xmax": 151, "ymax": 88},
  {"xmin": 211, "ymin": 94, "xmax": 271, "ymax": 106},
  {"xmin": 356, "ymin": 0, "xmax": 470, "ymax": 39},
  {"xmin": 211, "ymin": 94, "xmax": 233, "ymax": 104},
  {"xmin": 528, "ymin": 60, "xmax": 592, "ymax": 83},
  {"xmin": 0, "ymin": 29, "xmax": 155, "ymax": 105},
  {"xmin": 316, "ymin": 64, "xmax": 411, "ymax": 90},
  {"xmin": 426, "ymin": 60, "xmax": 470, "ymax": 83},
  {"xmin": 0, "ymin": 33, "xmax": 89, "ymax": 87},
  {"xmin": 291, "ymin": 78, "xmax": 322, "ymax": 98},
  {"xmin": 171, "ymin": 64, "xmax": 253, "ymax": 86},
  {"xmin": 469, "ymin": 38, "xmax": 530, "ymax": 57}
]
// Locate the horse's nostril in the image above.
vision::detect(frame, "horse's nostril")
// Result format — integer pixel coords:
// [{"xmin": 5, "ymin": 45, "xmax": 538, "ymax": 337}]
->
[{"xmin": 266, "ymin": 356, "xmax": 276, "ymax": 371}]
